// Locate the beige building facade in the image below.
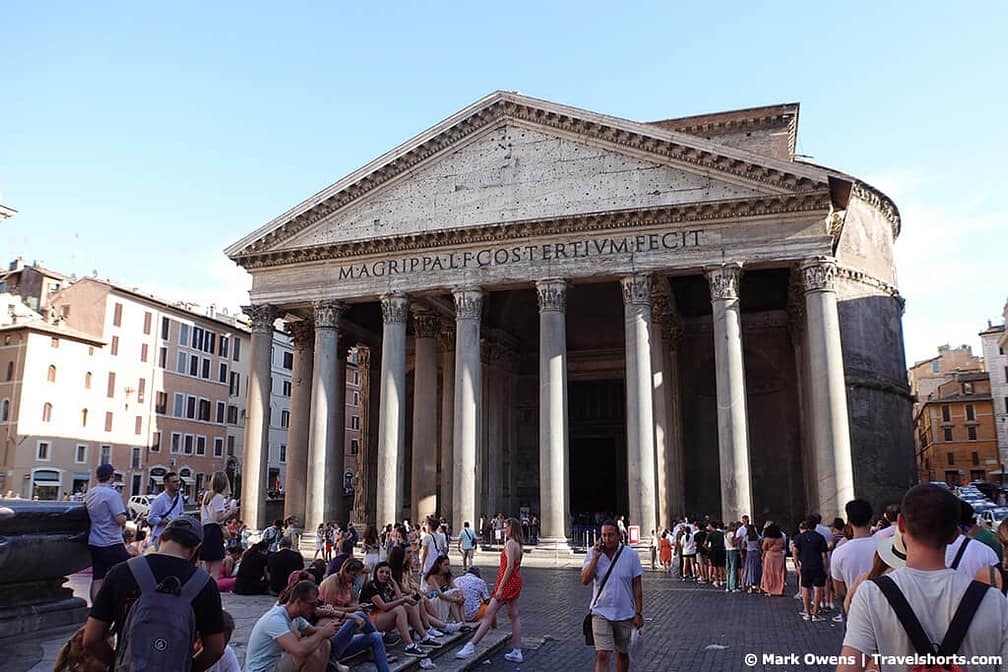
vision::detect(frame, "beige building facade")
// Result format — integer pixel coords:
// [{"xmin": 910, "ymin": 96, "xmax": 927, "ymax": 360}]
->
[{"xmin": 227, "ymin": 92, "xmax": 916, "ymax": 540}]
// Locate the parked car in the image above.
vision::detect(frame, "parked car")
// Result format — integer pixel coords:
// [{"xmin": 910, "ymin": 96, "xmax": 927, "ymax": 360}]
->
[
  {"xmin": 127, "ymin": 494, "xmax": 152, "ymax": 518},
  {"xmin": 930, "ymin": 481, "xmax": 952, "ymax": 490},
  {"xmin": 980, "ymin": 507, "xmax": 1008, "ymax": 529},
  {"xmin": 972, "ymin": 501, "xmax": 997, "ymax": 516}
]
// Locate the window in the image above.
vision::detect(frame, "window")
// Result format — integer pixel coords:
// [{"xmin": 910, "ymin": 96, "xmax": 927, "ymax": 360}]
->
[
  {"xmin": 948, "ymin": 452, "xmax": 955, "ymax": 466},
  {"xmin": 352, "ymin": 370, "xmax": 359, "ymax": 386},
  {"xmin": 155, "ymin": 391, "xmax": 167, "ymax": 414},
  {"xmin": 968, "ymin": 426, "xmax": 978, "ymax": 441},
  {"xmin": 279, "ymin": 444, "xmax": 287, "ymax": 462},
  {"xmin": 972, "ymin": 451, "xmax": 980, "ymax": 466},
  {"xmin": 179, "ymin": 323, "xmax": 189, "ymax": 346},
  {"xmin": 85, "ymin": 371, "xmax": 92, "ymax": 389},
  {"xmin": 206, "ymin": 332, "xmax": 216, "ymax": 355},
  {"xmin": 188, "ymin": 354, "xmax": 199, "ymax": 377},
  {"xmin": 963, "ymin": 382, "xmax": 974, "ymax": 395},
  {"xmin": 944, "ymin": 427, "xmax": 954, "ymax": 441},
  {"xmin": 42, "ymin": 402, "xmax": 52, "ymax": 422},
  {"xmin": 220, "ymin": 335, "xmax": 229, "ymax": 358},
  {"xmin": 1, "ymin": 399, "xmax": 8, "ymax": 422},
  {"xmin": 932, "ymin": 360, "xmax": 940, "ymax": 373},
  {"xmin": 232, "ymin": 337, "xmax": 240, "ymax": 362},
  {"xmin": 201, "ymin": 357, "xmax": 210, "ymax": 380},
  {"xmin": 282, "ymin": 351, "xmax": 293, "ymax": 369},
  {"xmin": 1004, "ymin": 397, "xmax": 1008, "ymax": 414},
  {"xmin": 107, "ymin": 372, "xmax": 116, "ymax": 398},
  {"xmin": 99, "ymin": 444, "xmax": 111, "ymax": 464},
  {"xmin": 134, "ymin": 415, "xmax": 142, "ymax": 435},
  {"xmin": 170, "ymin": 433, "xmax": 181, "ymax": 454},
  {"xmin": 75, "ymin": 444, "xmax": 88, "ymax": 464},
  {"xmin": 230, "ymin": 372, "xmax": 240, "ymax": 396},
  {"xmin": 280, "ymin": 410, "xmax": 290, "ymax": 428},
  {"xmin": 105, "ymin": 411, "xmax": 113, "ymax": 432},
  {"xmin": 113, "ymin": 302, "xmax": 123, "ymax": 327},
  {"xmin": 352, "ymin": 391, "xmax": 359, "ymax": 406},
  {"xmin": 941, "ymin": 405, "xmax": 951, "ymax": 422},
  {"xmin": 198, "ymin": 398, "xmax": 211, "ymax": 422},
  {"xmin": 350, "ymin": 438, "xmax": 359, "ymax": 455},
  {"xmin": 137, "ymin": 378, "xmax": 146, "ymax": 404},
  {"xmin": 6, "ymin": 361, "xmax": 13, "ymax": 380},
  {"xmin": 131, "ymin": 446, "xmax": 141, "ymax": 469},
  {"xmin": 350, "ymin": 415, "xmax": 359, "ymax": 430},
  {"xmin": 218, "ymin": 362, "xmax": 228, "ymax": 384},
  {"xmin": 37, "ymin": 441, "xmax": 50, "ymax": 461},
  {"xmin": 966, "ymin": 404, "xmax": 976, "ymax": 422},
  {"xmin": 1004, "ymin": 365, "xmax": 1008, "ymax": 383},
  {"xmin": 282, "ymin": 380, "xmax": 291, "ymax": 397},
  {"xmin": 213, "ymin": 437, "xmax": 223, "ymax": 457},
  {"xmin": 227, "ymin": 405, "xmax": 238, "ymax": 424},
  {"xmin": 81, "ymin": 408, "xmax": 88, "ymax": 427},
  {"xmin": 111, "ymin": 336, "xmax": 119, "ymax": 356},
  {"xmin": 159, "ymin": 347, "xmax": 167, "ymax": 368},
  {"xmin": 215, "ymin": 401, "xmax": 225, "ymax": 424},
  {"xmin": 140, "ymin": 343, "xmax": 149, "ymax": 363},
  {"xmin": 193, "ymin": 327, "xmax": 204, "ymax": 351},
  {"xmin": 177, "ymin": 351, "xmax": 187, "ymax": 374},
  {"xmin": 173, "ymin": 393, "xmax": 184, "ymax": 417},
  {"xmin": 186, "ymin": 395, "xmax": 196, "ymax": 419},
  {"xmin": 184, "ymin": 435, "xmax": 194, "ymax": 455},
  {"xmin": 151, "ymin": 431, "xmax": 161, "ymax": 452},
  {"xmin": 161, "ymin": 316, "xmax": 170, "ymax": 340},
  {"xmin": 226, "ymin": 435, "xmax": 235, "ymax": 456},
  {"xmin": 195, "ymin": 436, "xmax": 206, "ymax": 456},
  {"xmin": 47, "ymin": 365, "xmax": 56, "ymax": 382}
]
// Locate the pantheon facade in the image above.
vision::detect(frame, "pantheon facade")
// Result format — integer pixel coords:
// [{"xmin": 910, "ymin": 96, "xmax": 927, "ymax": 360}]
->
[{"xmin": 226, "ymin": 92, "xmax": 915, "ymax": 545}]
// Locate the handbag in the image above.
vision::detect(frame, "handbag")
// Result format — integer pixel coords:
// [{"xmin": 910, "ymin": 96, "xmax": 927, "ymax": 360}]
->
[{"xmin": 583, "ymin": 543, "xmax": 625, "ymax": 646}]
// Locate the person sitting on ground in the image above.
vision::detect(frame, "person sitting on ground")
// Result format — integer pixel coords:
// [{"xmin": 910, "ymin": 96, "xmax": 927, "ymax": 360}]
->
[
  {"xmin": 203, "ymin": 610, "xmax": 240, "ymax": 672},
  {"xmin": 360, "ymin": 561, "xmax": 441, "ymax": 657},
  {"xmin": 423, "ymin": 554, "xmax": 466, "ymax": 625},
  {"xmin": 245, "ymin": 580, "xmax": 339, "ymax": 672},
  {"xmin": 453, "ymin": 566, "xmax": 495, "ymax": 626},
  {"xmin": 217, "ymin": 544, "xmax": 243, "ymax": 593},
  {"xmin": 233, "ymin": 541, "xmax": 271, "ymax": 595},
  {"xmin": 324, "ymin": 602, "xmax": 391, "ymax": 672},
  {"xmin": 306, "ymin": 559, "xmax": 327, "ymax": 585},
  {"xmin": 388, "ymin": 546, "xmax": 459, "ymax": 636},
  {"xmin": 319, "ymin": 558, "xmax": 365, "ymax": 609},
  {"xmin": 838, "ymin": 484, "xmax": 1008, "ymax": 672},
  {"xmin": 326, "ymin": 537, "xmax": 356, "ymax": 577},
  {"xmin": 268, "ymin": 536, "xmax": 306, "ymax": 595}
]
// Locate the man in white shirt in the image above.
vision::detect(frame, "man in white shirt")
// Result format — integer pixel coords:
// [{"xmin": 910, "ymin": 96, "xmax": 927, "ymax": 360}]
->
[
  {"xmin": 419, "ymin": 516, "xmax": 447, "ymax": 579},
  {"xmin": 146, "ymin": 471, "xmax": 185, "ymax": 548},
  {"xmin": 830, "ymin": 499, "xmax": 877, "ymax": 622},
  {"xmin": 839, "ymin": 484, "xmax": 1008, "ymax": 672},
  {"xmin": 873, "ymin": 504, "xmax": 899, "ymax": 539},
  {"xmin": 581, "ymin": 520, "xmax": 643, "ymax": 672}
]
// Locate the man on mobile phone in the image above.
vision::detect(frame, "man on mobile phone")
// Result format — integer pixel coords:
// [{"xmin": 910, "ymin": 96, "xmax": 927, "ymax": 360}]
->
[{"xmin": 581, "ymin": 520, "xmax": 643, "ymax": 672}]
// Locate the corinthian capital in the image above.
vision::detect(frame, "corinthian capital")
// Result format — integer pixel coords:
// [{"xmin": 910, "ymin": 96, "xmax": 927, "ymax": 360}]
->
[
  {"xmin": 801, "ymin": 256, "xmax": 838, "ymax": 293},
  {"xmin": 243, "ymin": 304, "xmax": 278, "ymax": 333},
  {"xmin": 620, "ymin": 274, "xmax": 651, "ymax": 306},
  {"xmin": 535, "ymin": 279, "xmax": 567, "ymax": 313},
  {"xmin": 411, "ymin": 307, "xmax": 441, "ymax": 339},
  {"xmin": 706, "ymin": 263, "xmax": 742, "ymax": 301},
  {"xmin": 285, "ymin": 319, "xmax": 315, "ymax": 349},
  {"xmin": 312, "ymin": 300, "xmax": 346, "ymax": 328},
  {"xmin": 439, "ymin": 324, "xmax": 456, "ymax": 352},
  {"xmin": 380, "ymin": 294, "xmax": 409, "ymax": 324},
  {"xmin": 452, "ymin": 287, "xmax": 483, "ymax": 321}
]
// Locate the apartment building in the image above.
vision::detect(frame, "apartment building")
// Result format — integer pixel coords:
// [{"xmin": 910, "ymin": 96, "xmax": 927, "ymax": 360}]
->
[
  {"xmin": 916, "ymin": 372, "xmax": 999, "ymax": 485},
  {"xmin": 980, "ymin": 321, "xmax": 1008, "ymax": 465},
  {"xmin": 0, "ymin": 258, "xmax": 70, "ymax": 313}
]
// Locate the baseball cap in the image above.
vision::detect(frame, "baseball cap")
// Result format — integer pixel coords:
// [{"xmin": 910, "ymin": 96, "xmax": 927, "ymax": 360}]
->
[
  {"xmin": 163, "ymin": 515, "xmax": 204, "ymax": 546},
  {"xmin": 96, "ymin": 464, "xmax": 115, "ymax": 480}
]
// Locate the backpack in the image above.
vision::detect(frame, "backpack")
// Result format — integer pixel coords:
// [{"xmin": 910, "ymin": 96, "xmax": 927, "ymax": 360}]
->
[
  {"xmin": 870, "ymin": 575, "xmax": 991, "ymax": 672},
  {"xmin": 115, "ymin": 557, "xmax": 212, "ymax": 672}
]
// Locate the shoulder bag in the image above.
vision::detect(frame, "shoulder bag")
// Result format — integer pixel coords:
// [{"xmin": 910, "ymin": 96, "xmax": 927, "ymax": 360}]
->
[{"xmin": 583, "ymin": 544, "xmax": 625, "ymax": 646}]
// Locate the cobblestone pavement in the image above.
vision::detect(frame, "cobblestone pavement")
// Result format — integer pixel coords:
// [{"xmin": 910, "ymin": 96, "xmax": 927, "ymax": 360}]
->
[{"xmin": 475, "ymin": 564, "xmax": 845, "ymax": 672}]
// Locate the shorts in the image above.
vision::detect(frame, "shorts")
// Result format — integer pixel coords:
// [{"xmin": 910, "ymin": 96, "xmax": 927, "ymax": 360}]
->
[
  {"xmin": 697, "ymin": 553, "xmax": 709, "ymax": 566},
  {"xmin": 709, "ymin": 549, "xmax": 726, "ymax": 567},
  {"xmin": 591, "ymin": 615, "xmax": 633, "ymax": 654},
  {"xmin": 476, "ymin": 601, "xmax": 490, "ymax": 621},
  {"xmin": 265, "ymin": 653, "xmax": 299, "ymax": 672},
  {"xmin": 89, "ymin": 543, "xmax": 131, "ymax": 580},
  {"xmin": 461, "ymin": 548, "xmax": 474, "ymax": 563},
  {"xmin": 800, "ymin": 571, "xmax": 827, "ymax": 588}
]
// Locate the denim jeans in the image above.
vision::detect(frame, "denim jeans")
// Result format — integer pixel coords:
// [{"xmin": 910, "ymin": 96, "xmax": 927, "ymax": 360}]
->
[
  {"xmin": 330, "ymin": 611, "xmax": 389, "ymax": 672},
  {"xmin": 726, "ymin": 549, "xmax": 740, "ymax": 591}
]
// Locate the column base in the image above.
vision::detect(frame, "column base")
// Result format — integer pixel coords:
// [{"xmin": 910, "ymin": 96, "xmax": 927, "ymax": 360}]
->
[{"xmin": 532, "ymin": 537, "xmax": 576, "ymax": 554}]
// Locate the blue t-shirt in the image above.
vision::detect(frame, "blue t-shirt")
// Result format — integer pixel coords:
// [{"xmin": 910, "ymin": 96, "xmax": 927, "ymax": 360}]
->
[
  {"xmin": 245, "ymin": 605, "xmax": 310, "ymax": 672},
  {"xmin": 85, "ymin": 483, "xmax": 126, "ymax": 547},
  {"xmin": 459, "ymin": 527, "xmax": 478, "ymax": 550}
]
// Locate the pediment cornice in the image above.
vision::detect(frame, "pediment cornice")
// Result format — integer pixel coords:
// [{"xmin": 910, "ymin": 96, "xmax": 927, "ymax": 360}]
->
[
  {"xmin": 226, "ymin": 92, "xmax": 835, "ymax": 262},
  {"xmin": 236, "ymin": 190, "xmax": 832, "ymax": 270}
]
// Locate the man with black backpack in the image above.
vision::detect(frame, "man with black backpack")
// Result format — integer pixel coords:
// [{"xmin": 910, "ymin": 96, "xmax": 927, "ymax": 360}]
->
[
  {"xmin": 839, "ymin": 484, "xmax": 1008, "ymax": 672},
  {"xmin": 83, "ymin": 515, "xmax": 225, "ymax": 672}
]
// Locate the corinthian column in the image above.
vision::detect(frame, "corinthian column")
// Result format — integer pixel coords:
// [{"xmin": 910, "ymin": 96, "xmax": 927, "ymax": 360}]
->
[
  {"xmin": 377, "ymin": 294, "xmax": 409, "ymax": 527},
  {"xmin": 452, "ymin": 288, "xmax": 483, "ymax": 535},
  {"xmin": 650, "ymin": 295, "xmax": 671, "ymax": 531},
  {"xmin": 801, "ymin": 256, "xmax": 854, "ymax": 517},
  {"xmin": 706, "ymin": 263, "xmax": 753, "ymax": 523},
  {"xmin": 411, "ymin": 308, "xmax": 440, "ymax": 520},
  {"xmin": 621, "ymin": 275, "xmax": 658, "ymax": 537},
  {"xmin": 439, "ymin": 325, "xmax": 455, "ymax": 525},
  {"xmin": 240, "ymin": 304, "xmax": 277, "ymax": 530},
  {"xmin": 283, "ymin": 319, "xmax": 314, "ymax": 527},
  {"xmin": 306, "ymin": 300, "xmax": 347, "ymax": 532},
  {"xmin": 537, "ymin": 279, "xmax": 571, "ymax": 548}
]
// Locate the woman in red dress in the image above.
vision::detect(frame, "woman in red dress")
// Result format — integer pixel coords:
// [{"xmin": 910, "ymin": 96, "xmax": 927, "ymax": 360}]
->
[
  {"xmin": 659, "ymin": 530, "xmax": 673, "ymax": 573},
  {"xmin": 454, "ymin": 517, "xmax": 524, "ymax": 663}
]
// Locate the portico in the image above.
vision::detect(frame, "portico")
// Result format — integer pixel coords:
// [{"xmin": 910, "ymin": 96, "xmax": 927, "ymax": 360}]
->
[{"xmin": 228, "ymin": 92, "xmax": 915, "ymax": 539}]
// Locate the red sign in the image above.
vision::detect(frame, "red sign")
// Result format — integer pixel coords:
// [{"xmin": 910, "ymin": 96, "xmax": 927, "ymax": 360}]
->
[{"xmin": 628, "ymin": 525, "xmax": 641, "ymax": 545}]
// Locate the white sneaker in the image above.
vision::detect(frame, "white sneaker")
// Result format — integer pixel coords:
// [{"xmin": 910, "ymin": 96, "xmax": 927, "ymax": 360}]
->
[
  {"xmin": 455, "ymin": 641, "xmax": 476, "ymax": 659},
  {"xmin": 443, "ymin": 623, "xmax": 461, "ymax": 634},
  {"xmin": 793, "ymin": 592, "xmax": 802, "ymax": 600},
  {"xmin": 504, "ymin": 649, "xmax": 524, "ymax": 663},
  {"xmin": 427, "ymin": 627, "xmax": 445, "ymax": 638}
]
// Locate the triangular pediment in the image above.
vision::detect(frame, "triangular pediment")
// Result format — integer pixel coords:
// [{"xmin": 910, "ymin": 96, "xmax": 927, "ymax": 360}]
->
[{"xmin": 227, "ymin": 91, "xmax": 833, "ymax": 263}]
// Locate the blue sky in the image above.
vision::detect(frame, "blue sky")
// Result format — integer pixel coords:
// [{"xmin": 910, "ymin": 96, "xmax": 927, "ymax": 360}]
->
[{"xmin": 3, "ymin": 2, "xmax": 1006, "ymax": 364}]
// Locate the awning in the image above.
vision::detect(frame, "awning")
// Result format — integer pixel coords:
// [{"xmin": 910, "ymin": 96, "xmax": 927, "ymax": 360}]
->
[{"xmin": 73, "ymin": 472, "xmax": 90, "ymax": 481}]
